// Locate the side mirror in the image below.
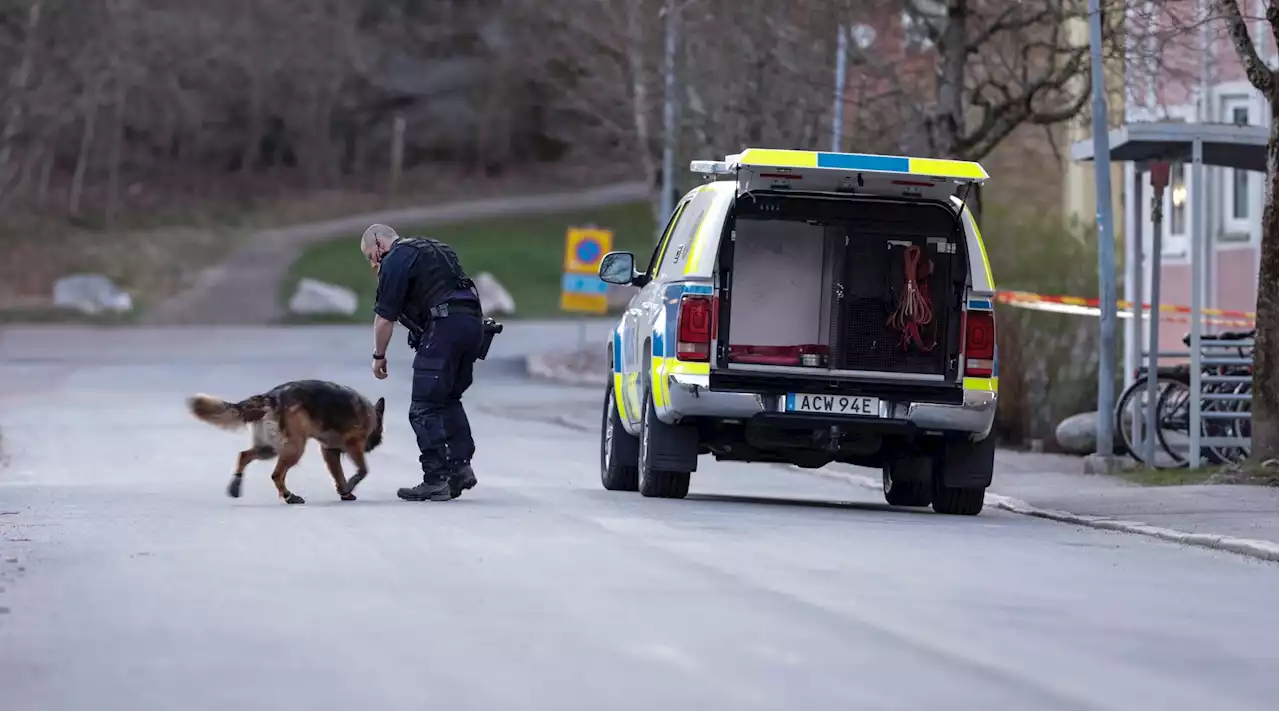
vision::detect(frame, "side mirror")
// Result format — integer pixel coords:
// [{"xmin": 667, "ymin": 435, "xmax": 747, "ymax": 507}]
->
[{"xmin": 598, "ymin": 251, "xmax": 639, "ymax": 285}]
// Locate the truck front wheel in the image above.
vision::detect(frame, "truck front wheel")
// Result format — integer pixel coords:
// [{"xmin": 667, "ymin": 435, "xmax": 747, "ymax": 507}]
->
[{"xmin": 600, "ymin": 378, "xmax": 639, "ymax": 492}]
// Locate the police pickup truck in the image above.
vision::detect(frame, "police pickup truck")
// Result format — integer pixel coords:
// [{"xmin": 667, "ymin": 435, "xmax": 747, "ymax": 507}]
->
[{"xmin": 596, "ymin": 148, "xmax": 999, "ymax": 515}]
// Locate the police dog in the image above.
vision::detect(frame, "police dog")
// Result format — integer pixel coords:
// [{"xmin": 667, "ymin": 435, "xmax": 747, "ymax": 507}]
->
[{"xmin": 185, "ymin": 380, "xmax": 385, "ymax": 504}]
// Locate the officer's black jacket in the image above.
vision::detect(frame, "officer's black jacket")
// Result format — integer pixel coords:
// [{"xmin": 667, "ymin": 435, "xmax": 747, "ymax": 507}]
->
[{"xmin": 373, "ymin": 237, "xmax": 478, "ymax": 339}]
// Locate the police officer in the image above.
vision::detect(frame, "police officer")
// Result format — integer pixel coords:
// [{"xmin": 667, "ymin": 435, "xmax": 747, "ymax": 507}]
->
[{"xmin": 361, "ymin": 223, "xmax": 483, "ymax": 502}]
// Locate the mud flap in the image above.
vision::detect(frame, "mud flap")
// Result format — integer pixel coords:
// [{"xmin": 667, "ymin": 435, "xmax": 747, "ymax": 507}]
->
[
  {"xmin": 646, "ymin": 410, "xmax": 700, "ymax": 473},
  {"xmin": 938, "ymin": 434, "xmax": 995, "ymax": 488}
]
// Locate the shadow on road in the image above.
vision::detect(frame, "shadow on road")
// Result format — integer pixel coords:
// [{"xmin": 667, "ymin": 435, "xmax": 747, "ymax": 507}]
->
[{"xmin": 685, "ymin": 492, "xmax": 934, "ymax": 516}]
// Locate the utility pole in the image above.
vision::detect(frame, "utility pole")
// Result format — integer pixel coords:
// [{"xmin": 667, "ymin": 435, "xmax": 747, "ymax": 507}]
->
[
  {"xmin": 831, "ymin": 25, "xmax": 848, "ymax": 153},
  {"xmin": 658, "ymin": 0, "xmax": 678, "ymax": 237},
  {"xmin": 1087, "ymin": 0, "xmax": 1118, "ymax": 459}
]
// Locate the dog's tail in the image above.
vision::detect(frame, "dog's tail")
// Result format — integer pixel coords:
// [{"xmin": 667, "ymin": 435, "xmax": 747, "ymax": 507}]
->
[{"xmin": 185, "ymin": 393, "xmax": 272, "ymax": 431}]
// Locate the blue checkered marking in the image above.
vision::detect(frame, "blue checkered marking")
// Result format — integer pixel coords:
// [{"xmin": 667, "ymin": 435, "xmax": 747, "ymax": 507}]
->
[
  {"xmin": 562, "ymin": 273, "xmax": 609, "ymax": 295},
  {"xmin": 613, "ymin": 329, "xmax": 624, "ymax": 373},
  {"xmin": 816, "ymin": 153, "xmax": 910, "ymax": 172}
]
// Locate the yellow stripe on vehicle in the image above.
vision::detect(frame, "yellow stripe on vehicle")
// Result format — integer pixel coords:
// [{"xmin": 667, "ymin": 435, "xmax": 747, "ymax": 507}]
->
[
  {"xmin": 650, "ymin": 356, "xmax": 668, "ymax": 409},
  {"xmin": 963, "ymin": 208, "xmax": 994, "ymax": 292},
  {"xmin": 624, "ymin": 372, "xmax": 641, "ymax": 421},
  {"xmin": 613, "ymin": 372, "xmax": 628, "ymax": 422},
  {"xmin": 963, "ymin": 377, "xmax": 999, "ymax": 393},
  {"xmin": 909, "ymin": 157, "xmax": 989, "ymax": 180},
  {"xmin": 650, "ymin": 357, "xmax": 711, "ymax": 413},
  {"xmin": 668, "ymin": 360, "xmax": 709, "ymax": 376},
  {"xmin": 737, "ymin": 148, "xmax": 819, "ymax": 168}
]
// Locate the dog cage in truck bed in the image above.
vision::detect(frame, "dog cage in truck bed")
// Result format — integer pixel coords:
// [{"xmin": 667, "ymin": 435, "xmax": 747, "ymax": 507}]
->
[{"xmin": 691, "ymin": 148, "xmax": 989, "ymax": 386}]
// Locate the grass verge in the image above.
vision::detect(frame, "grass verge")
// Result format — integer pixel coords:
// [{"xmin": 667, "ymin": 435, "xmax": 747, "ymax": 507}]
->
[
  {"xmin": 1114, "ymin": 467, "xmax": 1221, "ymax": 486},
  {"xmin": 1115, "ymin": 462, "xmax": 1280, "ymax": 487},
  {"xmin": 281, "ymin": 200, "xmax": 656, "ymax": 322}
]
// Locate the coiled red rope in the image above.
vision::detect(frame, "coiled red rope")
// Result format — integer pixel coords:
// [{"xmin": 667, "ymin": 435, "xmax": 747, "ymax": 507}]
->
[{"xmin": 886, "ymin": 245, "xmax": 935, "ymax": 352}]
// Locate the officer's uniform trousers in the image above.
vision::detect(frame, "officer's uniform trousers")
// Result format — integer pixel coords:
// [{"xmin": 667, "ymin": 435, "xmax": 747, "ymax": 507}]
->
[{"xmin": 409, "ymin": 302, "xmax": 484, "ymax": 482}]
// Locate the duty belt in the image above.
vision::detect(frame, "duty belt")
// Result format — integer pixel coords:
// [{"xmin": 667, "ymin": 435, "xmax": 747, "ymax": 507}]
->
[{"xmin": 429, "ymin": 300, "xmax": 482, "ymax": 318}]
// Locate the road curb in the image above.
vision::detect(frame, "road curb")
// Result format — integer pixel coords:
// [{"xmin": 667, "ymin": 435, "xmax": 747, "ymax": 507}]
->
[
  {"xmin": 524, "ymin": 350, "xmax": 607, "ymax": 388},
  {"xmin": 805, "ymin": 466, "xmax": 1279, "ymax": 562}
]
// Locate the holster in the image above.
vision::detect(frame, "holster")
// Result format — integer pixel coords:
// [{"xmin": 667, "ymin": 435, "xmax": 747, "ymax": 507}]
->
[{"xmin": 478, "ymin": 318, "xmax": 504, "ymax": 361}]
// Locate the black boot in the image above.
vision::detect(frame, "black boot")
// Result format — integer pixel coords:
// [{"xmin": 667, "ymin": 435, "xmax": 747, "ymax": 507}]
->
[
  {"xmin": 449, "ymin": 463, "xmax": 478, "ymax": 499},
  {"xmin": 397, "ymin": 478, "xmax": 454, "ymax": 502}
]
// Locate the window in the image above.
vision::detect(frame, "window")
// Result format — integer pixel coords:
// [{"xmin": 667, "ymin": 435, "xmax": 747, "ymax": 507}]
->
[
  {"xmin": 1169, "ymin": 162, "xmax": 1186, "ymax": 236},
  {"xmin": 647, "ymin": 199, "xmax": 690, "ymax": 277},
  {"xmin": 1221, "ymin": 97, "xmax": 1255, "ymax": 235},
  {"xmin": 656, "ymin": 189, "xmax": 716, "ymax": 280}
]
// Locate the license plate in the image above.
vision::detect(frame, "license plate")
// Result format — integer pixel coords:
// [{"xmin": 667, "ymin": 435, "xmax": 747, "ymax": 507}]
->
[{"xmin": 786, "ymin": 393, "xmax": 881, "ymax": 416}]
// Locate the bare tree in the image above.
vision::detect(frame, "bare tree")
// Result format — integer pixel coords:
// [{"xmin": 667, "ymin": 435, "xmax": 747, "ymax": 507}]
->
[{"xmin": 1213, "ymin": 0, "xmax": 1277, "ymax": 462}]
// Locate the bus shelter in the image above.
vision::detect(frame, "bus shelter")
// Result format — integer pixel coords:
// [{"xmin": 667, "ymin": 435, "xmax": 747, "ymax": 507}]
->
[{"xmin": 1069, "ymin": 121, "xmax": 1267, "ymax": 467}]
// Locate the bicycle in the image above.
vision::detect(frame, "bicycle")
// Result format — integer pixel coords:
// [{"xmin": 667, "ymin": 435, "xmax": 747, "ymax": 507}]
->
[
  {"xmin": 1114, "ymin": 363, "xmax": 1190, "ymax": 469},
  {"xmin": 1155, "ymin": 330, "xmax": 1253, "ymax": 467}
]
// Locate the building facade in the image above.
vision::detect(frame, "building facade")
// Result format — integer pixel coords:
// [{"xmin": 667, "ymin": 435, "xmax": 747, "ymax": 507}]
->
[{"xmin": 1120, "ymin": 0, "xmax": 1276, "ymax": 354}]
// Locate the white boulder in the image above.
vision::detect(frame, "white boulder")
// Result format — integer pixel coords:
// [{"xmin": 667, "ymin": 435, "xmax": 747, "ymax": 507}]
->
[
  {"xmin": 1055, "ymin": 411, "xmax": 1099, "ymax": 455},
  {"xmin": 288, "ymin": 278, "xmax": 358, "ymax": 316},
  {"xmin": 474, "ymin": 272, "xmax": 515, "ymax": 315},
  {"xmin": 52, "ymin": 274, "xmax": 133, "ymax": 315}
]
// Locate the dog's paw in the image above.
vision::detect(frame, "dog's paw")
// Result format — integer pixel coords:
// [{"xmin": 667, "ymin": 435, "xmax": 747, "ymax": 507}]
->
[
  {"xmin": 344, "ymin": 473, "xmax": 366, "ymax": 495},
  {"xmin": 340, "ymin": 492, "xmax": 357, "ymax": 502},
  {"xmin": 227, "ymin": 477, "xmax": 243, "ymax": 498},
  {"xmin": 284, "ymin": 493, "xmax": 305, "ymax": 505}
]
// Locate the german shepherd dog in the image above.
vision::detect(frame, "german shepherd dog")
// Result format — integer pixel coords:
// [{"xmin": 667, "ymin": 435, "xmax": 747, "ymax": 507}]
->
[{"xmin": 185, "ymin": 380, "xmax": 385, "ymax": 504}]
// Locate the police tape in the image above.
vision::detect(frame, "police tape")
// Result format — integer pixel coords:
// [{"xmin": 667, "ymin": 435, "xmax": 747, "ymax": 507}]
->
[{"xmin": 994, "ymin": 290, "xmax": 1256, "ymax": 328}]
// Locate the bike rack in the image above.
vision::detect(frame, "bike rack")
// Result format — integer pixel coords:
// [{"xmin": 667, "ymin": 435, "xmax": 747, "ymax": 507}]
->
[
  {"xmin": 1192, "ymin": 336, "xmax": 1254, "ymax": 464},
  {"xmin": 1130, "ymin": 335, "xmax": 1254, "ymax": 467}
]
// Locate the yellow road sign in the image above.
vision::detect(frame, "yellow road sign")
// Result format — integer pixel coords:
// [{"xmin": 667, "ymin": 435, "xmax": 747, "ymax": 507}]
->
[
  {"xmin": 563, "ymin": 227, "xmax": 613, "ymax": 274},
  {"xmin": 560, "ymin": 291, "xmax": 608, "ymax": 314}
]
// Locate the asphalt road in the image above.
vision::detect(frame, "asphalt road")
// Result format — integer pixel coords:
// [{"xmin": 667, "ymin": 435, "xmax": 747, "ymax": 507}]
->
[{"xmin": 1, "ymin": 323, "xmax": 1276, "ymax": 711}]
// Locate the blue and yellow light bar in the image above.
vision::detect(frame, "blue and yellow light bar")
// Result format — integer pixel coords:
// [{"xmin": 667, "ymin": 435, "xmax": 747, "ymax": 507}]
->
[{"xmin": 732, "ymin": 148, "xmax": 987, "ymax": 181}]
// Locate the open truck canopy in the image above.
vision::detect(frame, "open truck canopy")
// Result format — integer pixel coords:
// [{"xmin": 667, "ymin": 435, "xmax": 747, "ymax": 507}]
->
[{"xmin": 689, "ymin": 148, "xmax": 994, "ymax": 296}]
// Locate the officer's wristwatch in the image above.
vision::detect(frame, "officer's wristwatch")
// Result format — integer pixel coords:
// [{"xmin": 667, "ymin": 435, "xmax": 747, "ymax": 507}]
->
[{"xmin": 372, "ymin": 352, "xmax": 386, "ymax": 360}]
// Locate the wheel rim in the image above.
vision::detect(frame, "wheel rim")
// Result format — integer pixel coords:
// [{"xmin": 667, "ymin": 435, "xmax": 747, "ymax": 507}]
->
[
  {"xmin": 603, "ymin": 391, "xmax": 615, "ymax": 470},
  {"xmin": 639, "ymin": 397, "xmax": 650, "ymax": 486}
]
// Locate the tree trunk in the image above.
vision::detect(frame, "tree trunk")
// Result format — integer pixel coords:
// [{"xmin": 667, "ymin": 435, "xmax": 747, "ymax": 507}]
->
[
  {"xmin": 239, "ymin": 73, "xmax": 262, "ymax": 174},
  {"xmin": 69, "ymin": 97, "xmax": 99, "ymax": 218},
  {"xmin": 1251, "ymin": 103, "xmax": 1278, "ymax": 461},
  {"xmin": 0, "ymin": 0, "xmax": 44, "ymax": 197},
  {"xmin": 105, "ymin": 86, "xmax": 127, "ymax": 229},
  {"xmin": 36, "ymin": 145, "xmax": 52, "ymax": 205}
]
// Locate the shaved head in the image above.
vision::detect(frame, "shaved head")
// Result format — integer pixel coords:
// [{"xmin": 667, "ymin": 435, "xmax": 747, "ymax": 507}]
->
[{"xmin": 361, "ymin": 224, "xmax": 399, "ymax": 271}]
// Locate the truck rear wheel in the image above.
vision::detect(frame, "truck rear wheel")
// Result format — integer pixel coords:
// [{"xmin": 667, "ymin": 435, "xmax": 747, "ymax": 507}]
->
[
  {"xmin": 637, "ymin": 389, "xmax": 692, "ymax": 499},
  {"xmin": 600, "ymin": 378, "xmax": 639, "ymax": 492},
  {"xmin": 930, "ymin": 481, "xmax": 986, "ymax": 515},
  {"xmin": 929, "ymin": 435, "xmax": 994, "ymax": 516},
  {"xmin": 882, "ymin": 456, "xmax": 932, "ymax": 507}
]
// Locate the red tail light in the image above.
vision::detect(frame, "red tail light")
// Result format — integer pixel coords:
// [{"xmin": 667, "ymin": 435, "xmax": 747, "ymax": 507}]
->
[
  {"xmin": 963, "ymin": 310, "xmax": 995, "ymax": 377},
  {"xmin": 676, "ymin": 295, "xmax": 716, "ymax": 361}
]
